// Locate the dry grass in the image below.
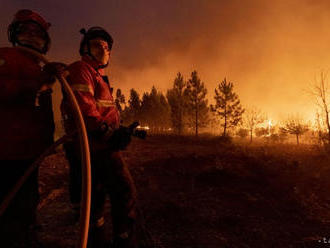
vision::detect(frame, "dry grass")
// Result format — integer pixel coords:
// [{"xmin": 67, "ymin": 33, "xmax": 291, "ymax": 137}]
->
[{"xmin": 36, "ymin": 135, "xmax": 330, "ymax": 247}]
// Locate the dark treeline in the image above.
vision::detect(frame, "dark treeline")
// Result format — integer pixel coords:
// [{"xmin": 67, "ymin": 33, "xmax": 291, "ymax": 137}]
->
[
  {"xmin": 116, "ymin": 70, "xmax": 244, "ymax": 137},
  {"xmin": 115, "ymin": 70, "xmax": 330, "ymax": 146}
]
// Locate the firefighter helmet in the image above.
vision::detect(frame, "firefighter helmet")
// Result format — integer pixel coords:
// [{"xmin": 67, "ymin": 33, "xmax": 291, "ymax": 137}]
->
[
  {"xmin": 79, "ymin": 27, "xmax": 113, "ymax": 56},
  {"xmin": 7, "ymin": 9, "xmax": 51, "ymax": 54}
]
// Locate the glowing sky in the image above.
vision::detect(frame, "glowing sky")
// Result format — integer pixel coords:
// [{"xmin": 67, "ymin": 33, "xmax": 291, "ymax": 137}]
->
[{"xmin": 1, "ymin": 0, "xmax": 330, "ymax": 124}]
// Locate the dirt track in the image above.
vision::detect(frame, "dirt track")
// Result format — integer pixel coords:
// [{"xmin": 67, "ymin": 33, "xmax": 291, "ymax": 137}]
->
[{"xmin": 37, "ymin": 136, "xmax": 330, "ymax": 247}]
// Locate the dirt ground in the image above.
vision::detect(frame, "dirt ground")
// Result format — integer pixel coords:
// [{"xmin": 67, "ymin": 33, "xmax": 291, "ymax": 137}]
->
[{"xmin": 37, "ymin": 135, "xmax": 330, "ymax": 248}]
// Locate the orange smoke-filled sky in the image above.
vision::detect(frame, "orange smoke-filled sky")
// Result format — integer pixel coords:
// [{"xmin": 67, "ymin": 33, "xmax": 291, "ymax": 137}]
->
[{"xmin": 1, "ymin": 0, "xmax": 330, "ymax": 124}]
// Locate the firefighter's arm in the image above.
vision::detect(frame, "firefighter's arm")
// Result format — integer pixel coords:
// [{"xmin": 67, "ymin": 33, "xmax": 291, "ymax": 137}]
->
[
  {"xmin": 39, "ymin": 62, "xmax": 68, "ymax": 90},
  {"xmin": 67, "ymin": 63, "xmax": 106, "ymax": 133},
  {"xmin": 37, "ymin": 62, "xmax": 66, "ymax": 113}
]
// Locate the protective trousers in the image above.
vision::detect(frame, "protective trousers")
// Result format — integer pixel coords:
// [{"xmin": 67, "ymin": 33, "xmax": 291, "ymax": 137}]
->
[
  {"xmin": 90, "ymin": 150, "xmax": 138, "ymax": 247},
  {"xmin": 0, "ymin": 159, "xmax": 39, "ymax": 248},
  {"xmin": 64, "ymin": 142, "xmax": 82, "ymax": 206},
  {"xmin": 64, "ymin": 145, "xmax": 138, "ymax": 248}
]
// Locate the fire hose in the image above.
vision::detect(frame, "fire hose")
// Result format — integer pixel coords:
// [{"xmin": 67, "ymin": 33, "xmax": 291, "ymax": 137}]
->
[{"xmin": 0, "ymin": 47, "xmax": 92, "ymax": 248}]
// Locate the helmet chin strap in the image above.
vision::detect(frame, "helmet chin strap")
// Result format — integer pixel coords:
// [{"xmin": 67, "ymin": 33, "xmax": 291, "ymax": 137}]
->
[
  {"xmin": 88, "ymin": 53, "xmax": 109, "ymax": 69},
  {"xmin": 97, "ymin": 62, "xmax": 109, "ymax": 69}
]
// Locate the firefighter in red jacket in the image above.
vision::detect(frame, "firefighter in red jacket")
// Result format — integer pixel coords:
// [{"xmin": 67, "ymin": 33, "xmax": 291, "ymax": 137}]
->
[
  {"xmin": 61, "ymin": 27, "xmax": 137, "ymax": 248},
  {"xmin": 0, "ymin": 9, "xmax": 63, "ymax": 247}
]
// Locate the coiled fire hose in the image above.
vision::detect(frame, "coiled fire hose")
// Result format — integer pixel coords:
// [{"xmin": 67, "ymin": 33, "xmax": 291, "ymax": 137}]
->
[{"xmin": 0, "ymin": 47, "xmax": 92, "ymax": 248}]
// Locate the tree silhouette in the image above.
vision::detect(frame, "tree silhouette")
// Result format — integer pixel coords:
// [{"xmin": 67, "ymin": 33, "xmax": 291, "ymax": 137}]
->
[
  {"xmin": 236, "ymin": 128, "xmax": 249, "ymax": 139},
  {"xmin": 115, "ymin": 88, "xmax": 126, "ymax": 113},
  {"xmin": 141, "ymin": 86, "xmax": 170, "ymax": 132},
  {"xmin": 314, "ymin": 111, "xmax": 328, "ymax": 146},
  {"xmin": 122, "ymin": 88, "xmax": 141, "ymax": 124},
  {"xmin": 211, "ymin": 78, "xmax": 245, "ymax": 136},
  {"xmin": 255, "ymin": 127, "xmax": 269, "ymax": 138},
  {"xmin": 280, "ymin": 115, "xmax": 309, "ymax": 145},
  {"xmin": 244, "ymin": 107, "xmax": 265, "ymax": 143},
  {"xmin": 184, "ymin": 70, "xmax": 208, "ymax": 137},
  {"xmin": 309, "ymin": 71, "xmax": 330, "ymax": 144},
  {"xmin": 167, "ymin": 72, "xmax": 186, "ymax": 134}
]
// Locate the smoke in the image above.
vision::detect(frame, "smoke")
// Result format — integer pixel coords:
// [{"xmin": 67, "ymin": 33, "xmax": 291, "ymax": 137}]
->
[
  {"xmin": 107, "ymin": 0, "xmax": 330, "ymax": 121},
  {"xmin": 2, "ymin": 0, "xmax": 330, "ymax": 121}
]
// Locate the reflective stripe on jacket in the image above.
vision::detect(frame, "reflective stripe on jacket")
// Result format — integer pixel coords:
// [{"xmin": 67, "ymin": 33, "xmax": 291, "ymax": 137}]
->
[{"xmin": 61, "ymin": 55, "xmax": 120, "ymax": 150}]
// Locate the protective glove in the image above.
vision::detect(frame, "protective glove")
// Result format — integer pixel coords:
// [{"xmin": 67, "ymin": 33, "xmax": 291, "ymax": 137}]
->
[
  {"xmin": 107, "ymin": 125, "xmax": 132, "ymax": 151},
  {"xmin": 43, "ymin": 62, "xmax": 67, "ymax": 76},
  {"xmin": 42, "ymin": 62, "xmax": 68, "ymax": 84}
]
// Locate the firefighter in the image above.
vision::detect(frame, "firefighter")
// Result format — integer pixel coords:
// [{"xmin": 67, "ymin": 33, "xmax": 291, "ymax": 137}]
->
[
  {"xmin": 61, "ymin": 27, "xmax": 138, "ymax": 248},
  {"xmin": 0, "ymin": 9, "xmax": 64, "ymax": 247}
]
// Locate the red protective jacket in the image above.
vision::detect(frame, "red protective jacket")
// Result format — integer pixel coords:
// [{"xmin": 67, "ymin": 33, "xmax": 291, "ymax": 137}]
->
[
  {"xmin": 0, "ymin": 47, "xmax": 54, "ymax": 160},
  {"xmin": 61, "ymin": 55, "xmax": 120, "ymax": 151}
]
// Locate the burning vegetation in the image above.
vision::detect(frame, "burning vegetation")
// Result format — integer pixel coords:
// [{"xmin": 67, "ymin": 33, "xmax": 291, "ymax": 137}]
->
[{"xmin": 112, "ymin": 70, "xmax": 330, "ymax": 148}]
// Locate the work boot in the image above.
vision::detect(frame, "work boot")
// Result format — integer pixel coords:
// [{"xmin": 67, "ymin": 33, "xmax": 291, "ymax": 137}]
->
[
  {"xmin": 87, "ymin": 229, "xmax": 107, "ymax": 248},
  {"xmin": 111, "ymin": 236, "xmax": 130, "ymax": 248},
  {"xmin": 111, "ymin": 230, "xmax": 139, "ymax": 248},
  {"xmin": 87, "ymin": 218, "xmax": 108, "ymax": 248}
]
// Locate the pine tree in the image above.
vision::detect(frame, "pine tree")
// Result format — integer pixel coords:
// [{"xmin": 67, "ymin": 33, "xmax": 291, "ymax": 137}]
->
[
  {"xmin": 184, "ymin": 70, "xmax": 209, "ymax": 137},
  {"xmin": 211, "ymin": 78, "xmax": 245, "ymax": 136},
  {"xmin": 115, "ymin": 88, "xmax": 126, "ymax": 113},
  {"xmin": 158, "ymin": 92, "xmax": 171, "ymax": 131},
  {"xmin": 141, "ymin": 86, "xmax": 170, "ymax": 132},
  {"xmin": 166, "ymin": 72, "xmax": 186, "ymax": 134},
  {"xmin": 122, "ymin": 88, "xmax": 141, "ymax": 125}
]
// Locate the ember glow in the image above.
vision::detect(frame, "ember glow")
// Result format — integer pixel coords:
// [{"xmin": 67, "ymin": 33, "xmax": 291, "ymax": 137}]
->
[{"xmin": 268, "ymin": 120, "xmax": 272, "ymax": 127}]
